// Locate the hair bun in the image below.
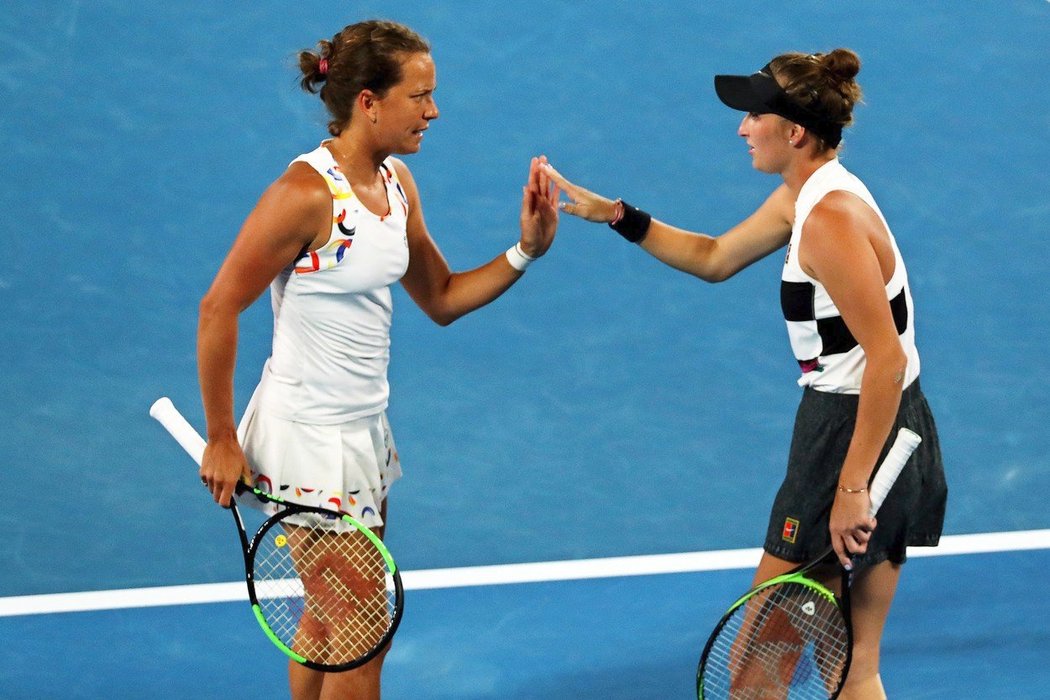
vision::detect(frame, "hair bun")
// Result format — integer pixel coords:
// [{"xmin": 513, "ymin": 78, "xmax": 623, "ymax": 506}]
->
[
  {"xmin": 822, "ymin": 48, "xmax": 861, "ymax": 83},
  {"xmin": 298, "ymin": 21, "xmax": 431, "ymax": 136}
]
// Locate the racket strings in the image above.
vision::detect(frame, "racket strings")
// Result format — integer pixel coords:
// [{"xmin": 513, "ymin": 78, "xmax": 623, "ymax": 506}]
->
[
  {"xmin": 702, "ymin": 582, "xmax": 848, "ymax": 699},
  {"xmin": 252, "ymin": 516, "xmax": 396, "ymax": 666}
]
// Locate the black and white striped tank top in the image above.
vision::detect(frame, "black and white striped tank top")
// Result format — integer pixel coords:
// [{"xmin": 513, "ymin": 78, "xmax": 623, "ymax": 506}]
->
[{"xmin": 780, "ymin": 159, "xmax": 920, "ymax": 394}]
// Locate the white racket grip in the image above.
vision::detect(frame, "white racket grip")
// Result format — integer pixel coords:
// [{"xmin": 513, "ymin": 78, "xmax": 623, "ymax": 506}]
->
[
  {"xmin": 149, "ymin": 397, "xmax": 207, "ymax": 467},
  {"xmin": 867, "ymin": 428, "xmax": 922, "ymax": 516}
]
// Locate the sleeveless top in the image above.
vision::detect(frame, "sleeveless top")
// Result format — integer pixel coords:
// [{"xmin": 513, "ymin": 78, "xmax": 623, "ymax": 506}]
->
[
  {"xmin": 254, "ymin": 144, "xmax": 411, "ymax": 423},
  {"xmin": 780, "ymin": 159, "xmax": 920, "ymax": 394}
]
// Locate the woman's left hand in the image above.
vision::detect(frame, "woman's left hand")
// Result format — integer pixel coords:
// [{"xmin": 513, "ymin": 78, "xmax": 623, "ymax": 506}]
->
[
  {"xmin": 518, "ymin": 155, "xmax": 560, "ymax": 258},
  {"xmin": 829, "ymin": 489, "xmax": 877, "ymax": 569}
]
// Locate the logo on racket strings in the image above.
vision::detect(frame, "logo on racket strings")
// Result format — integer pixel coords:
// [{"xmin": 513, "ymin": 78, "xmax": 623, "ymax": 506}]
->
[
  {"xmin": 274, "ymin": 534, "xmax": 288, "ymax": 548},
  {"xmin": 801, "ymin": 601, "xmax": 816, "ymax": 616}
]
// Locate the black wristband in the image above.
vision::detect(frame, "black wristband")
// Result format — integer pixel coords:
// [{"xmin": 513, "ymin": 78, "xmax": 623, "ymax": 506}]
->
[{"xmin": 608, "ymin": 200, "xmax": 652, "ymax": 243}]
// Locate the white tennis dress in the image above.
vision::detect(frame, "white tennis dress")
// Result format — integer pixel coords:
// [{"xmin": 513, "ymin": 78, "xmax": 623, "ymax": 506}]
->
[{"xmin": 238, "ymin": 144, "xmax": 411, "ymax": 528}]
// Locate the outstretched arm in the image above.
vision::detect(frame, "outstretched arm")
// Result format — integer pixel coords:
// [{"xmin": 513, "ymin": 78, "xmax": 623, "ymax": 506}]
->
[
  {"xmin": 541, "ymin": 162, "xmax": 793, "ymax": 282},
  {"xmin": 398, "ymin": 156, "xmax": 559, "ymax": 326}
]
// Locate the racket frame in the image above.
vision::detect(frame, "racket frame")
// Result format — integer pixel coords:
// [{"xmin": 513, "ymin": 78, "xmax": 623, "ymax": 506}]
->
[
  {"xmin": 697, "ymin": 545, "xmax": 853, "ymax": 698},
  {"xmin": 149, "ymin": 396, "xmax": 404, "ymax": 673},
  {"xmin": 230, "ymin": 484, "xmax": 405, "ymax": 672},
  {"xmin": 695, "ymin": 427, "xmax": 921, "ymax": 699}
]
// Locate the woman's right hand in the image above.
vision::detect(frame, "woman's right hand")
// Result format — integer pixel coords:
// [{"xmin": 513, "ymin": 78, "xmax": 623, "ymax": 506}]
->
[
  {"xmin": 829, "ymin": 489, "xmax": 877, "ymax": 569},
  {"xmin": 541, "ymin": 163, "xmax": 620, "ymax": 223},
  {"xmin": 200, "ymin": 435, "xmax": 251, "ymax": 507}
]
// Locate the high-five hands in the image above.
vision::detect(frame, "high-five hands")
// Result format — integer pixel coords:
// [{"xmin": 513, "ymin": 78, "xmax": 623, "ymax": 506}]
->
[
  {"xmin": 518, "ymin": 156, "xmax": 561, "ymax": 258},
  {"xmin": 540, "ymin": 162, "xmax": 619, "ymax": 223}
]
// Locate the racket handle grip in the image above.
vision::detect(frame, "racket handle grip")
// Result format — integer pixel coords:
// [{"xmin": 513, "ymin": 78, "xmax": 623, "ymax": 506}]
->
[
  {"xmin": 868, "ymin": 427, "xmax": 922, "ymax": 516},
  {"xmin": 150, "ymin": 397, "xmax": 207, "ymax": 467}
]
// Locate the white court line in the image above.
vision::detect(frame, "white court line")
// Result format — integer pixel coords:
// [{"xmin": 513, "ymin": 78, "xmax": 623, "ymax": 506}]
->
[{"xmin": 2, "ymin": 529, "xmax": 1047, "ymax": 618}]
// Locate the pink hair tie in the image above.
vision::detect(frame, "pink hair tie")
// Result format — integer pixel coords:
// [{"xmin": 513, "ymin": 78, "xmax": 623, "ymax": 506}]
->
[{"xmin": 318, "ymin": 58, "xmax": 329, "ymax": 76}]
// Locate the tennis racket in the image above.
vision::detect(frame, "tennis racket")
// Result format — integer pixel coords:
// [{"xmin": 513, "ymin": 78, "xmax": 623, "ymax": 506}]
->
[
  {"xmin": 696, "ymin": 427, "xmax": 922, "ymax": 699},
  {"xmin": 149, "ymin": 396, "xmax": 404, "ymax": 672}
]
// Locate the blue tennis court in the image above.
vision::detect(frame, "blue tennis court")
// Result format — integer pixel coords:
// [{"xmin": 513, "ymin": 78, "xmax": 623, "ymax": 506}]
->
[
  {"xmin": 2, "ymin": 2, "xmax": 1048, "ymax": 698},
  {"xmin": 5, "ymin": 547, "xmax": 1049, "ymax": 698}
]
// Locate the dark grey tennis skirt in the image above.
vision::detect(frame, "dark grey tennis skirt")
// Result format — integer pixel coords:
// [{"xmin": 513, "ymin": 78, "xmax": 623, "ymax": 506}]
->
[{"xmin": 763, "ymin": 379, "xmax": 947, "ymax": 567}]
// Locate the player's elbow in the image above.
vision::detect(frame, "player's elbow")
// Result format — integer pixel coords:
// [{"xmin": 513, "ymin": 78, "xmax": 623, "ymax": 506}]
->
[
  {"xmin": 867, "ymin": 343, "xmax": 908, "ymax": 383},
  {"xmin": 685, "ymin": 256, "xmax": 735, "ymax": 283},
  {"xmin": 405, "ymin": 275, "xmax": 462, "ymax": 326},
  {"xmin": 198, "ymin": 292, "xmax": 219, "ymax": 324},
  {"xmin": 430, "ymin": 310, "xmax": 458, "ymax": 327},
  {"xmin": 198, "ymin": 289, "xmax": 237, "ymax": 328},
  {"xmin": 698, "ymin": 264, "xmax": 733, "ymax": 283},
  {"xmin": 688, "ymin": 238, "xmax": 738, "ymax": 283},
  {"xmin": 892, "ymin": 348, "xmax": 909, "ymax": 382},
  {"xmin": 419, "ymin": 299, "xmax": 459, "ymax": 327}
]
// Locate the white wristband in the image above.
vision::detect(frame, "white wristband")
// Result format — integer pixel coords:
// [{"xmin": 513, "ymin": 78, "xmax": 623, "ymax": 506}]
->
[{"xmin": 505, "ymin": 242, "xmax": 536, "ymax": 272}]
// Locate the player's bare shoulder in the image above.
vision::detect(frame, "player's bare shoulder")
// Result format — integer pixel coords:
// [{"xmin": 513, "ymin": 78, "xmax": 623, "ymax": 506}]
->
[
  {"xmin": 244, "ymin": 161, "xmax": 332, "ymax": 250},
  {"xmin": 276, "ymin": 161, "xmax": 334, "ymax": 208},
  {"xmin": 806, "ymin": 190, "xmax": 884, "ymax": 244}
]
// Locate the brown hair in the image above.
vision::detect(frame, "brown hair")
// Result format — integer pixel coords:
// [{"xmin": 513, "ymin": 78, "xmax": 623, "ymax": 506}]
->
[
  {"xmin": 298, "ymin": 20, "xmax": 431, "ymax": 136},
  {"xmin": 770, "ymin": 48, "xmax": 863, "ymax": 150}
]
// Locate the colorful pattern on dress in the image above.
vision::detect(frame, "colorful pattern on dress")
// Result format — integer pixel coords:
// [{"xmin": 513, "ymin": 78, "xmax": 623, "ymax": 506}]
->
[
  {"xmin": 380, "ymin": 163, "xmax": 409, "ymax": 219},
  {"xmin": 255, "ymin": 474, "xmax": 274, "ymax": 495},
  {"xmin": 294, "ymin": 166, "xmax": 357, "ymax": 274},
  {"xmin": 251, "ymin": 476, "xmax": 369, "ymax": 521},
  {"xmin": 323, "ymin": 165, "xmax": 354, "ymax": 200},
  {"xmin": 294, "ymin": 219, "xmax": 355, "ymax": 273}
]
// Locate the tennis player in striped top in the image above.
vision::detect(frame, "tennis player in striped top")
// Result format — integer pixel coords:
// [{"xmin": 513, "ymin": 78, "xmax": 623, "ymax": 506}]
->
[{"xmin": 543, "ymin": 49, "xmax": 946, "ymax": 698}]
